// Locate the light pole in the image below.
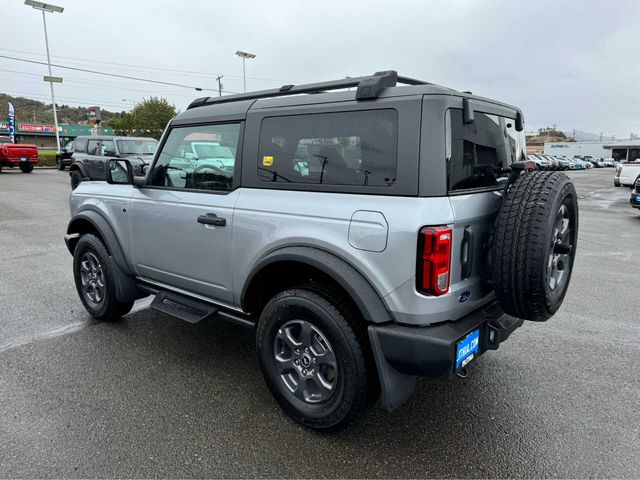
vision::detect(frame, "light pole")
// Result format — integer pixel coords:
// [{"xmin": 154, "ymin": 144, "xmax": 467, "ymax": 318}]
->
[
  {"xmin": 235, "ymin": 50, "xmax": 256, "ymax": 93},
  {"xmin": 25, "ymin": 0, "xmax": 63, "ymax": 152}
]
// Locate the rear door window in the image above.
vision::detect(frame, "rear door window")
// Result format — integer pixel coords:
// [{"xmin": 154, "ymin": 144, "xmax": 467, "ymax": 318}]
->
[
  {"xmin": 258, "ymin": 109, "xmax": 398, "ymax": 187},
  {"xmin": 446, "ymin": 109, "xmax": 526, "ymax": 192},
  {"xmin": 101, "ymin": 140, "xmax": 116, "ymax": 156}
]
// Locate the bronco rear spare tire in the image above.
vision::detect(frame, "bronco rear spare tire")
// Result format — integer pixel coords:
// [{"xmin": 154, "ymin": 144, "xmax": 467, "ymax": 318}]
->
[{"xmin": 492, "ymin": 171, "xmax": 578, "ymax": 322}]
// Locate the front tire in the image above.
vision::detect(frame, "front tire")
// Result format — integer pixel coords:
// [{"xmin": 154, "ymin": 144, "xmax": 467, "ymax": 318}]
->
[
  {"xmin": 73, "ymin": 234, "xmax": 134, "ymax": 321},
  {"xmin": 256, "ymin": 286, "xmax": 371, "ymax": 431},
  {"xmin": 19, "ymin": 163, "xmax": 33, "ymax": 173},
  {"xmin": 57, "ymin": 156, "xmax": 65, "ymax": 170}
]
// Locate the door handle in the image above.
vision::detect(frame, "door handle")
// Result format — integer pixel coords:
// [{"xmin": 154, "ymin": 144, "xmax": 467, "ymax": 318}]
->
[
  {"xmin": 197, "ymin": 213, "xmax": 226, "ymax": 227},
  {"xmin": 460, "ymin": 226, "xmax": 474, "ymax": 279}
]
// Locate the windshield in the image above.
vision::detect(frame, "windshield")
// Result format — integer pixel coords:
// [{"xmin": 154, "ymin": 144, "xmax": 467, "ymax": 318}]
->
[
  {"xmin": 116, "ymin": 139, "xmax": 158, "ymax": 155},
  {"xmin": 192, "ymin": 143, "xmax": 235, "ymax": 159}
]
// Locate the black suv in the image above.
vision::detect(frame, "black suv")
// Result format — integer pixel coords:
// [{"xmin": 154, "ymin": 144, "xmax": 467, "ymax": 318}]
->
[
  {"xmin": 56, "ymin": 140, "xmax": 74, "ymax": 170},
  {"xmin": 68, "ymin": 135, "xmax": 158, "ymax": 189}
]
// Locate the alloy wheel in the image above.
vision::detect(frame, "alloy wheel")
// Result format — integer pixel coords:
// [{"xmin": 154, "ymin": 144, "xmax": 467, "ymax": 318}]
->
[
  {"xmin": 80, "ymin": 252, "xmax": 105, "ymax": 304},
  {"xmin": 273, "ymin": 319, "xmax": 338, "ymax": 404},
  {"xmin": 547, "ymin": 203, "xmax": 573, "ymax": 291}
]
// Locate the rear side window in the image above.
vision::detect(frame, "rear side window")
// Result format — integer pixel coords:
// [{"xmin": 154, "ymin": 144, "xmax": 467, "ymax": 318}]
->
[
  {"xmin": 446, "ymin": 109, "xmax": 526, "ymax": 192},
  {"xmin": 75, "ymin": 138, "xmax": 87, "ymax": 153},
  {"xmin": 258, "ymin": 109, "xmax": 398, "ymax": 187}
]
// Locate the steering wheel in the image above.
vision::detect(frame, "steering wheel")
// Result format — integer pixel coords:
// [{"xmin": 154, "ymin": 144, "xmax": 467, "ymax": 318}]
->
[{"xmin": 193, "ymin": 163, "xmax": 227, "ymax": 176}]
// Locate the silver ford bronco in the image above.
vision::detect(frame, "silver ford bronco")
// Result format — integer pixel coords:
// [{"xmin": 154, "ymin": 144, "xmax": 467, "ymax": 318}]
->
[{"xmin": 65, "ymin": 71, "xmax": 579, "ymax": 431}]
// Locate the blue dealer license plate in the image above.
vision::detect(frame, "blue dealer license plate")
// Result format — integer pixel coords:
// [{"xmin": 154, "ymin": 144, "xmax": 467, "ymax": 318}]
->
[{"xmin": 456, "ymin": 328, "xmax": 480, "ymax": 370}]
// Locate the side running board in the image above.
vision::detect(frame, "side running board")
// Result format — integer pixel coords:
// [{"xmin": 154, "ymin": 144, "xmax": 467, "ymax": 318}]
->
[{"xmin": 149, "ymin": 290, "xmax": 255, "ymax": 329}]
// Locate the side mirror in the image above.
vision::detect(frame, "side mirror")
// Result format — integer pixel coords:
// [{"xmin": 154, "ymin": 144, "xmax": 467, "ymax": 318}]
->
[
  {"xmin": 106, "ymin": 158, "xmax": 132, "ymax": 185},
  {"xmin": 515, "ymin": 111, "xmax": 524, "ymax": 132},
  {"xmin": 104, "ymin": 149, "xmax": 117, "ymax": 157},
  {"xmin": 463, "ymin": 98, "xmax": 474, "ymax": 125}
]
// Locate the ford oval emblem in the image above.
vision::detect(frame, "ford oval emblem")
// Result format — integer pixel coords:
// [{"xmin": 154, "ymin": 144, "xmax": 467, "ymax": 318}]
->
[{"xmin": 458, "ymin": 291, "xmax": 471, "ymax": 303}]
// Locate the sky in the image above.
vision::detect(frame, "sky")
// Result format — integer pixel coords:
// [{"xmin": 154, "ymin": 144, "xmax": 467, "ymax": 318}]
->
[{"xmin": 1, "ymin": 0, "xmax": 639, "ymax": 138}]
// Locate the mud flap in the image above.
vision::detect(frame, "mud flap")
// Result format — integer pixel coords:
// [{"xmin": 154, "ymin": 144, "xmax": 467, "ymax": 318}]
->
[
  {"xmin": 107, "ymin": 256, "xmax": 146, "ymax": 302},
  {"xmin": 368, "ymin": 326, "xmax": 417, "ymax": 411}
]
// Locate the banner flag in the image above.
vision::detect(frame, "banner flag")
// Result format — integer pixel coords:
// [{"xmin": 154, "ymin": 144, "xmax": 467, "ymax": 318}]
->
[{"xmin": 8, "ymin": 102, "xmax": 15, "ymax": 143}]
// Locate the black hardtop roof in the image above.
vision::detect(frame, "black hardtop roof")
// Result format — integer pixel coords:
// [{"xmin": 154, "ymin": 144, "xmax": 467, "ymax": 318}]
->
[
  {"xmin": 75, "ymin": 135, "xmax": 158, "ymax": 141},
  {"xmin": 172, "ymin": 70, "xmax": 521, "ymax": 125}
]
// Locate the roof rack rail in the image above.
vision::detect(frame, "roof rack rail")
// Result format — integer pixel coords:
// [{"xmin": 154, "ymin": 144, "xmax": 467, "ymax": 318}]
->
[{"xmin": 187, "ymin": 70, "xmax": 430, "ymax": 109}]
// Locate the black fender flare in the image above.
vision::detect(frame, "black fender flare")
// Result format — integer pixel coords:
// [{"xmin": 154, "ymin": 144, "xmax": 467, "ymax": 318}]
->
[
  {"xmin": 69, "ymin": 162, "xmax": 89, "ymax": 179},
  {"xmin": 241, "ymin": 246, "xmax": 393, "ymax": 324},
  {"xmin": 65, "ymin": 210, "xmax": 133, "ymax": 276}
]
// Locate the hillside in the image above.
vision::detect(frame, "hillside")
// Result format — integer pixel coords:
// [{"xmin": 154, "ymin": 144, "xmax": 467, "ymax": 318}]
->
[{"xmin": 0, "ymin": 94, "xmax": 120, "ymax": 125}]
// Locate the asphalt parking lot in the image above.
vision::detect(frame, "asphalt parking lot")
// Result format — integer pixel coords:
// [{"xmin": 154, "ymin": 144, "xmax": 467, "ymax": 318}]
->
[{"xmin": 0, "ymin": 168, "xmax": 638, "ymax": 478}]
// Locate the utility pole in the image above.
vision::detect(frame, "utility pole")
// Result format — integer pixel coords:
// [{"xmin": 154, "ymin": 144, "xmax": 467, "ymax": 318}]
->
[
  {"xmin": 216, "ymin": 75, "xmax": 223, "ymax": 97},
  {"xmin": 572, "ymin": 129, "xmax": 576, "ymax": 140},
  {"xmin": 600, "ymin": 132, "xmax": 603, "ymax": 141}
]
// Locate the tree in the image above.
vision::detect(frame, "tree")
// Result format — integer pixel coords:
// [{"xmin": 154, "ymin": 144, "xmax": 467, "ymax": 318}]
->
[{"xmin": 106, "ymin": 97, "xmax": 177, "ymax": 138}]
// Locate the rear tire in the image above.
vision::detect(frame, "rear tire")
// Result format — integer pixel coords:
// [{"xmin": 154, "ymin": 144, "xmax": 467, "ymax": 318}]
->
[
  {"xmin": 19, "ymin": 163, "xmax": 33, "ymax": 173},
  {"xmin": 492, "ymin": 171, "xmax": 578, "ymax": 321},
  {"xmin": 70, "ymin": 170, "xmax": 82, "ymax": 190},
  {"xmin": 256, "ymin": 286, "xmax": 371, "ymax": 431},
  {"xmin": 73, "ymin": 234, "xmax": 134, "ymax": 321}
]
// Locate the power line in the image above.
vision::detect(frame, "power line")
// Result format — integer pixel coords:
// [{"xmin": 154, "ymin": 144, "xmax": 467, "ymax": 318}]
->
[
  {"xmin": 0, "ymin": 70, "xmax": 203, "ymax": 97},
  {"xmin": 0, "ymin": 47, "xmax": 302, "ymax": 83},
  {"xmin": 0, "ymin": 54, "xmax": 216, "ymax": 92},
  {"xmin": 1, "ymin": 89, "xmax": 134, "ymax": 109}
]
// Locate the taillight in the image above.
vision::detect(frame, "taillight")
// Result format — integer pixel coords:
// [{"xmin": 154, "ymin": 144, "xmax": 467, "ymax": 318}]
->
[
  {"xmin": 417, "ymin": 226, "xmax": 452, "ymax": 296},
  {"xmin": 616, "ymin": 166, "xmax": 622, "ymax": 175}
]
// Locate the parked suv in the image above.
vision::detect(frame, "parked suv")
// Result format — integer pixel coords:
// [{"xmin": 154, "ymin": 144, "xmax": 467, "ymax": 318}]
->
[
  {"xmin": 65, "ymin": 71, "xmax": 579, "ymax": 431},
  {"xmin": 56, "ymin": 140, "xmax": 74, "ymax": 170},
  {"xmin": 68, "ymin": 135, "xmax": 158, "ymax": 189}
]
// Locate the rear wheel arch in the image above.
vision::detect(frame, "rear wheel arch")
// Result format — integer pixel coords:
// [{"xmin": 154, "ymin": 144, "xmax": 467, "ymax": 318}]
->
[{"xmin": 241, "ymin": 246, "xmax": 393, "ymax": 325}]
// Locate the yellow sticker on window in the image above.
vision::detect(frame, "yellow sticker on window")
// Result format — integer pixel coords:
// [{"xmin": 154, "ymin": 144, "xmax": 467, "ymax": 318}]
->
[{"xmin": 263, "ymin": 155, "xmax": 273, "ymax": 166}]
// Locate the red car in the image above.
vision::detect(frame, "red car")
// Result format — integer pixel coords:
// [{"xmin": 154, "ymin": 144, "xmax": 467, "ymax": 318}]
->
[{"xmin": 0, "ymin": 136, "xmax": 39, "ymax": 173}]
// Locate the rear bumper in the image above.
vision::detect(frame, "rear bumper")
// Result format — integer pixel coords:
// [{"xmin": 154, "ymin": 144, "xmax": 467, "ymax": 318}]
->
[
  {"xmin": 1, "ymin": 157, "xmax": 39, "ymax": 165},
  {"xmin": 369, "ymin": 302, "xmax": 523, "ymax": 410},
  {"xmin": 614, "ymin": 177, "xmax": 620, "ymax": 187}
]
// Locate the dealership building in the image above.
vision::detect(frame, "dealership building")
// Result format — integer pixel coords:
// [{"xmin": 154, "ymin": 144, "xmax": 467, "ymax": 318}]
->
[
  {"xmin": 0, "ymin": 122, "xmax": 115, "ymax": 149},
  {"xmin": 544, "ymin": 139, "xmax": 640, "ymax": 161}
]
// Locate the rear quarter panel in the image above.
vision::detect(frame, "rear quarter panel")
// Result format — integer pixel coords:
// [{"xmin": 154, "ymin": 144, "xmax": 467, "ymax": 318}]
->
[{"xmin": 232, "ymin": 189, "xmax": 453, "ymax": 305}]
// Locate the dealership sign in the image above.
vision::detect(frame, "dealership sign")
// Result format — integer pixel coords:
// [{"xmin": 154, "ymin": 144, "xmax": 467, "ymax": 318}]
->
[
  {"xmin": 18, "ymin": 123, "xmax": 57, "ymax": 133},
  {"xmin": 1, "ymin": 122, "xmax": 57, "ymax": 133}
]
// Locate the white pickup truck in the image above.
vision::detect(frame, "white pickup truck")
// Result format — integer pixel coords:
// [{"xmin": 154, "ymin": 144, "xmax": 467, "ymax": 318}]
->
[{"xmin": 614, "ymin": 162, "xmax": 640, "ymax": 187}]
